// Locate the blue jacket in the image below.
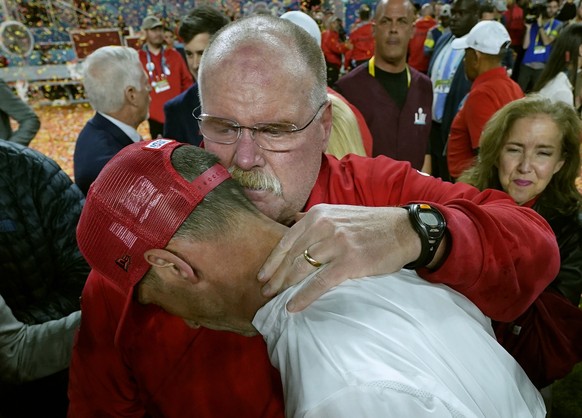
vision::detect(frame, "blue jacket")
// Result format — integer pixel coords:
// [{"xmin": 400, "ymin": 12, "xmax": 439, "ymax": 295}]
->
[
  {"xmin": 163, "ymin": 84, "xmax": 203, "ymax": 146},
  {"xmin": 74, "ymin": 112, "xmax": 134, "ymax": 195}
]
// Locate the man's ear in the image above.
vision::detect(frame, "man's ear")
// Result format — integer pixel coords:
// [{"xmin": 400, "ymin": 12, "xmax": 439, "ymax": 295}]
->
[
  {"xmin": 125, "ymin": 85, "xmax": 139, "ymax": 107},
  {"xmin": 143, "ymin": 248, "xmax": 197, "ymax": 282}
]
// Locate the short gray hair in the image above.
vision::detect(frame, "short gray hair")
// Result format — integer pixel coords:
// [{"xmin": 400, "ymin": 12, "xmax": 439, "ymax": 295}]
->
[
  {"xmin": 198, "ymin": 15, "xmax": 327, "ymax": 110},
  {"xmin": 82, "ymin": 46, "xmax": 144, "ymax": 113}
]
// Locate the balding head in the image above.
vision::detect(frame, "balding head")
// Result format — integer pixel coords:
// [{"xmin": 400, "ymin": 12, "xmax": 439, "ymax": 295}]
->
[{"xmin": 198, "ymin": 15, "xmax": 327, "ymax": 110}]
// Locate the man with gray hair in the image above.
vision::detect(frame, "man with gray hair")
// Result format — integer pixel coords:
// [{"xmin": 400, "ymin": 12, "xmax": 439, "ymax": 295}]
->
[
  {"xmin": 74, "ymin": 46, "xmax": 151, "ymax": 195},
  {"xmin": 68, "ymin": 14, "xmax": 559, "ymax": 418}
]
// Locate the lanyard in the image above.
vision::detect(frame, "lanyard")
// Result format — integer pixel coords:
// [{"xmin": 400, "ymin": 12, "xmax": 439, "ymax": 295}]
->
[
  {"xmin": 144, "ymin": 45, "xmax": 170, "ymax": 80},
  {"xmin": 368, "ymin": 56, "xmax": 411, "ymax": 88},
  {"xmin": 535, "ymin": 18, "xmax": 554, "ymax": 45}
]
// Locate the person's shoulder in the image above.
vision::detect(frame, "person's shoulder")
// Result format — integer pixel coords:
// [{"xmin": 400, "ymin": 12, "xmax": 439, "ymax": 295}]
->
[
  {"xmin": 337, "ymin": 64, "xmax": 369, "ymax": 85},
  {"xmin": 75, "ymin": 117, "xmax": 131, "ymax": 158},
  {"xmin": 409, "ymin": 66, "xmax": 431, "ymax": 84},
  {"xmin": 332, "ymin": 153, "xmax": 411, "ymax": 174},
  {"xmin": 164, "ymin": 84, "xmax": 198, "ymax": 110},
  {"xmin": 0, "ymin": 139, "xmax": 57, "ymax": 172},
  {"xmin": 77, "ymin": 115, "xmax": 115, "ymax": 142},
  {"xmin": 165, "ymin": 47, "xmax": 185, "ymax": 60}
]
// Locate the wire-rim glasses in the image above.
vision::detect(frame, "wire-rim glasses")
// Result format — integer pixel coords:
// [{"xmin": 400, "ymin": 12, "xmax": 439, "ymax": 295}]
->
[{"xmin": 192, "ymin": 101, "xmax": 329, "ymax": 152}]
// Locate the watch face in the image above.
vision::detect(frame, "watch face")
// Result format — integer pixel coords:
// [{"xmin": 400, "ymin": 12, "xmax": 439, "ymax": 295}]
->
[{"xmin": 419, "ymin": 211, "xmax": 439, "ymax": 226}]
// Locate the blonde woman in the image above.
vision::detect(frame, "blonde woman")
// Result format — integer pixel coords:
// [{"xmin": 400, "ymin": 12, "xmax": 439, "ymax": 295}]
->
[{"xmin": 326, "ymin": 93, "xmax": 367, "ymax": 158}]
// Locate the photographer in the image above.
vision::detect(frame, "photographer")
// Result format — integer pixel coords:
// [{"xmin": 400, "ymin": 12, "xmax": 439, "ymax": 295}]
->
[{"xmin": 518, "ymin": 0, "xmax": 562, "ymax": 92}]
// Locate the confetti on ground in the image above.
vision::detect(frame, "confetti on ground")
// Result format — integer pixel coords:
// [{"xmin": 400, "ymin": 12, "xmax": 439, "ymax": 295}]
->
[{"xmin": 29, "ymin": 102, "xmax": 151, "ymax": 180}]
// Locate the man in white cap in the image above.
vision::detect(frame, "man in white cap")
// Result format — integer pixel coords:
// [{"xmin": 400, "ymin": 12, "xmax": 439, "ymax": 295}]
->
[{"xmin": 446, "ymin": 20, "xmax": 524, "ymax": 179}]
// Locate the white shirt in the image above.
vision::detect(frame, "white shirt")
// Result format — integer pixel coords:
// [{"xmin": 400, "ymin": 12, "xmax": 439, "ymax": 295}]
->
[
  {"xmin": 253, "ymin": 270, "xmax": 545, "ymax": 418},
  {"xmin": 538, "ymin": 72, "xmax": 574, "ymax": 106},
  {"xmin": 99, "ymin": 112, "xmax": 142, "ymax": 143}
]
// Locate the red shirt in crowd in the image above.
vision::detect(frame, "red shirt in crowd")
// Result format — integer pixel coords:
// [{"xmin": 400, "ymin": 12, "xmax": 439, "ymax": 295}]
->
[
  {"xmin": 345, "ymin": 21, "xmax": 374, "ymax": 64},
  {"xmin": 139, "ymin": 47, "xmax": 193, "ymax": 124},
  {"xmin": 408, "ymin": 15, "xmax": 436, "ymax": 73},
  {"xmin": 321, "ymin": 30, "xmax": 350, "ymax": 67},
  {"xmin": 504, "ymin": 3, "xmax": 526, "ymax": 47},
  {"xmin": 447, "ymin": 67, "xmax": 524, "ymax": 178}
]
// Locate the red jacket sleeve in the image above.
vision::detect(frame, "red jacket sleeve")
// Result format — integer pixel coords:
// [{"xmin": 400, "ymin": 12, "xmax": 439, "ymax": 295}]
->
[
  {"xmin": 306, "ymin": 155, "xmax": 560, "ymax": 322},
  {"xmin": 68, "ymin": 273, "xmax": 146, "ymax": 418}
]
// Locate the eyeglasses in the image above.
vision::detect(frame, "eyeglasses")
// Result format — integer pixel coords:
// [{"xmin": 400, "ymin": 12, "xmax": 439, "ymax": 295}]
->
[{"xmin": 192, "ymin": 101, "xmax": 328, "ymax": 152}]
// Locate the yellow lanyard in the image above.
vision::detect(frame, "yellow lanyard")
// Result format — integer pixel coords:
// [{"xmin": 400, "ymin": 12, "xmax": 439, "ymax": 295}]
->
[
  {"xmin": 368, "ymin": 56, "xmax": 411, "ymax": 88},
  {"xmin": 535, "ymin": 18, "xmax": 554, "ymax": 45}
]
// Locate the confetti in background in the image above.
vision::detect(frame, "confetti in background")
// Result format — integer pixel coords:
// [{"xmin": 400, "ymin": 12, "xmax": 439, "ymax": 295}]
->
[
  {"xmin": 0, "ymin": 0, "xmax": 579, "ymax": 192},
  {"xmin": 28, "ymin": 103, "xmax": 151, "ymax": 180}
]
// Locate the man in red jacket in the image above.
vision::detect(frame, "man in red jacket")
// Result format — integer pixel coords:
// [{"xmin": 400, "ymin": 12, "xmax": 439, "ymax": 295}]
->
[
  {"xmin": 408, "ymin": 3, "xmax": 436, "ymax": 73},
  {"xmin": 447, "ymin": 20, "xmax": 524, "ymax": 179},
  {"xmin": 138, "ymin": 15, "xmax": 193, "ymax": 138},
  {"xmin": 68, "ymin": 14, "xmax": 559, "ymax": 418},
  {"xmin": 345, "ymin": 4, "xmax": 375, "ymax": 70},
  {"xmin": 321, "ymin": 15, "xmax": 351, "ymax": 86}
]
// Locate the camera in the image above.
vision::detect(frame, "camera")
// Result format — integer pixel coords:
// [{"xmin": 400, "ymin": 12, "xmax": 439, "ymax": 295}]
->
[{"xmin": 525, "ymin": 1, "xmax": 548, "ymax": 24}]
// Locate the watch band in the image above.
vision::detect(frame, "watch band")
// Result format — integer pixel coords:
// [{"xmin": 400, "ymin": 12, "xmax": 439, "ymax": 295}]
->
[{"xmin": 402, "ymin": 203, "xmax": 447, "ymax": 269}]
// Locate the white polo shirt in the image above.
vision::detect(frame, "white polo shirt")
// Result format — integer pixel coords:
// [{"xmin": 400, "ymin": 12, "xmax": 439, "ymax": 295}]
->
[{"xmin": 253, "ymin": 269, "xmax": 545, "ymax": 418}]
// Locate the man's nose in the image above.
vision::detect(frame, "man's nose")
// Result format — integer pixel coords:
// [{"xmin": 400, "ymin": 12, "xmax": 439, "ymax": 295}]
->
[{"xmin": 233, "ymin": 128, "xmax": 262, "ymax": 171}]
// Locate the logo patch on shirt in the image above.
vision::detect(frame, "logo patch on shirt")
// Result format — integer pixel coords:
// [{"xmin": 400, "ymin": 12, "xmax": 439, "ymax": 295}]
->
[{"xmin": 414, "ymin": 107, "xmax": 427, "ymax": 125}]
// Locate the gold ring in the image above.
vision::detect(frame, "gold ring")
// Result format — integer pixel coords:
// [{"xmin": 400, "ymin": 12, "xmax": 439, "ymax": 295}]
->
[{"xmin": 303, "ymin": 249, "xmax": 322, "ymax": 268}]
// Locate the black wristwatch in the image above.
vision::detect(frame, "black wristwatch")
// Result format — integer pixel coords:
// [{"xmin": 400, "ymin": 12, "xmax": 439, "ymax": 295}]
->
[{"xmin": 402, "ymin": 203, "xmax": 447, "ymax": 269}]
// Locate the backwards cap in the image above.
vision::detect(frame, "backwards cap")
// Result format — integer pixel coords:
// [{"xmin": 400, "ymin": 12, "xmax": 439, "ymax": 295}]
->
[{"xmin": 77, "ymin": 139, "xmax": 230, "ymax": 341}]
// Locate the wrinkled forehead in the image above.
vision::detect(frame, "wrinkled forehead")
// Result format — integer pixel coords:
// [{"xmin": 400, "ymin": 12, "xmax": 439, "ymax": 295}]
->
[{"xmin": 199, "ymin": 38, "xmax": 313, "ymax": 103}]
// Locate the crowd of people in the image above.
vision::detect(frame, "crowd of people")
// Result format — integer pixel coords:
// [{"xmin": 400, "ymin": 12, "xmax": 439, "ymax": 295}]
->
[{"xmin": 0, "ymin": 1, "xmax": 581, "ymax": 417}]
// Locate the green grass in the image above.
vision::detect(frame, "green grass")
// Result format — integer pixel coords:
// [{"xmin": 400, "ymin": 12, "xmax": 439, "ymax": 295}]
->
[{"xmin": 551, "ymin": 361, "xmax": 582, "ymax": 417}]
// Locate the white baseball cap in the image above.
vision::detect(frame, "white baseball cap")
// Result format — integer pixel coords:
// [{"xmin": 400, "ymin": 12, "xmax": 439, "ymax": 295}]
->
[
  {"xmin": 440, "ymin": 4, "xmax": 452, "ymax": 17},
  {"xmin": 451, "ymin": 20, "xmax": 511, "ymax": 55},
  {"xmin": 494, "ymin": 0, "xmax": 508, "ymax": 12},
  {"xmin": 281, "ymin": 11, "xmax": 322, "ymax": 46}
]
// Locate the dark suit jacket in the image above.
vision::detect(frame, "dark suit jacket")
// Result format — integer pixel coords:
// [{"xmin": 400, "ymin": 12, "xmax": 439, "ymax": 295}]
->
[
  {"xmin": 73, "ymin": 112, "xmax": 134, "ymax": 195},
  {"xmin": 163, "ymin": 84, "xmax": 202, "ymax": 146}
]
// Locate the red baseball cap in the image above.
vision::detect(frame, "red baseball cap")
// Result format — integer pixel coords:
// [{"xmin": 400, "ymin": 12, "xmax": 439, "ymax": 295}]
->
[{"xmin": 77, "ymin": 139, "xmax": 230, "ymax": 342}]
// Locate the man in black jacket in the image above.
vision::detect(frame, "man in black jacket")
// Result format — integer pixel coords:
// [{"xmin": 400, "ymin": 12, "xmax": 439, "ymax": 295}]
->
[{"xmin": 0, "ymin": 139, "xmax": 89, "ymax": 417}]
